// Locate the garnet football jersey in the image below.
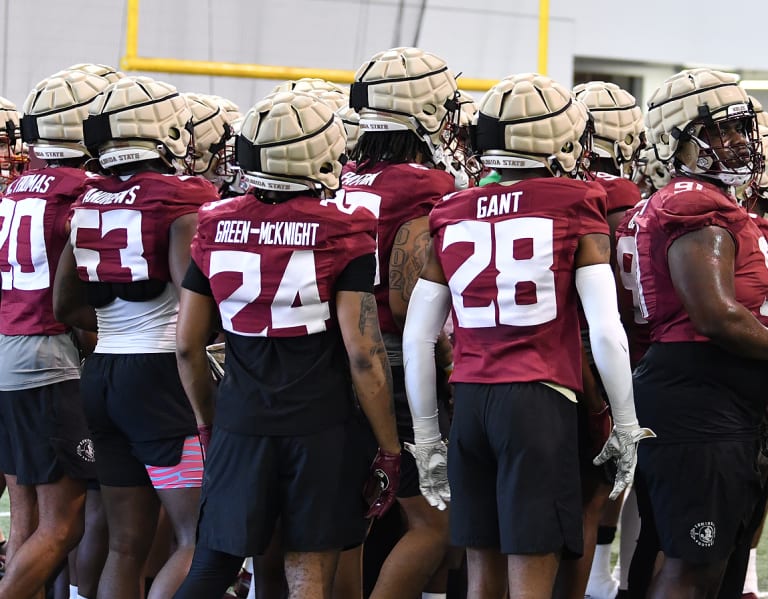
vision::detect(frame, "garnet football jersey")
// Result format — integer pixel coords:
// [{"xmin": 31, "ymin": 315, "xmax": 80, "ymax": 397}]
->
[
  {"xmin": 188, "ymin": 189, "xmax": 378, "ymax": 435},
  {"xmin": 588, "ymin": 171, "xmax": 642, "ymax": 214},
  {"xmin": 341, "ymin": 162, "xmax": 455, "ymax": 334},
  {"xmin": 70, "ymin": 172, "xmax": 216, "ymax": 284},
  {"xmin": 634, "ymin": 177, "xmax": 768, "ymax": 342},
  {"xmin": 190, "ymin": 189, "xmax": 377, "ymax": 337},
  {"xmin": 0, "ymin": 167, "xmax": 91, "ymax": 335},
  {"xmin": 429, "ymin": 179, "xmax": 609, "ymax": 391},
  {"xmin": 751, "ymin": 212, "xmax": 768, "ymax": 239},
  {"xmin": 614, "ymin": 201, "xmax": 651, "ymax": 366}
]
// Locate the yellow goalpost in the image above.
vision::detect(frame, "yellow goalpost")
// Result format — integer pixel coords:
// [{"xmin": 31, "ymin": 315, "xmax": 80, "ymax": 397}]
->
[{"xmin": 118, "ymin": 0, "xmax": 550, "ymax": 92}]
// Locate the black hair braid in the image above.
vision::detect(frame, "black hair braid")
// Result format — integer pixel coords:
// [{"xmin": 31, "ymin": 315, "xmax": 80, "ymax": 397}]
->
[{"xmin": 350, "ymin": 130, "xmax": 431, "ymax": 168}]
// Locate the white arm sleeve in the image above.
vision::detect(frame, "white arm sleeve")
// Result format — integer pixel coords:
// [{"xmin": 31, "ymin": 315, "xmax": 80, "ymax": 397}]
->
[
  {"xmin": 575, "ymin": 263, "xmax": 639, "ymax": 429},
  {"xmin": 402, "ymin": 278, "xmax": 452, "ymax": 444}
]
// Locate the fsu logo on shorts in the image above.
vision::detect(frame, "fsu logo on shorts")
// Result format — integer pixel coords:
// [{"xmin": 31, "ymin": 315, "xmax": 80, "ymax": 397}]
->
[
  {"xmin": 690, "ymin": 521, "xmax": 716, "ymax": 547},
  {"xmin": 77, "ymin": 439, "xmax": 96, "ymax": 463}
]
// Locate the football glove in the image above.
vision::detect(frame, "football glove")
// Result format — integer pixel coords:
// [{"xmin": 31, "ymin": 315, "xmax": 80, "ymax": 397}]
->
[
  {"xmin": 363, "ymin": 449, "xmax": 401, "ymax": 519},
  {"xmin": 404, "ymin": 440, "xmax": 450, "ymax": 511},
  {"xmin": 593, "ymin": 425, "xmax": 655, "ymax": 500}
]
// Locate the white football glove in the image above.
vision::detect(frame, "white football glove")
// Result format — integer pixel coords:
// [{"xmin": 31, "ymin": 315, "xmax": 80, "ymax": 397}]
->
[
  {"xmin": 593, "ymin": 425, "xmax": 656, "ymax": 500},
  {"xmin": 404, "ymin": 440, "xmax": 450, "ymax": 511}
]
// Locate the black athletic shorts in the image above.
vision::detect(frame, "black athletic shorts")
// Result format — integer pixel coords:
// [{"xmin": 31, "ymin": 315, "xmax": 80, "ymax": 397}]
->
[
  {"xmin": 196, "ymin": 416, "xmax": 370, "ymax": 556},
  {"xmin": 637, "ymin": 439, "xmax": 763, "ymax": 563},
  {"xmin": 448, "ymin": 382, "xmax": 582, "ymax": 557},
  {"xmin": 0, "ymin": 380, "xmax": 96, "ymax": 484},
  {"xmin": 634, "ymin": 342, "xmax": 767, "ymax": 442},
  {"xmin": 81, "ymin": 353, "xmax": 196, "ymax": 487}
]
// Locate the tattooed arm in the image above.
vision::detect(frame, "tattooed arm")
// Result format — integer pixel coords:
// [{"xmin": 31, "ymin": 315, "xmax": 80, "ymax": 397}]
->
[
  {"xmin": 337, "ymin": 289, "xmax": 401, "ymax": 454},
  {"xmin": 389, "ymin": 216, "xmax": 431, "ymax": 331}
]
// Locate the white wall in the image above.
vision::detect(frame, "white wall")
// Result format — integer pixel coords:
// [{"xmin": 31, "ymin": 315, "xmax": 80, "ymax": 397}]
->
[{"xmin": 1, "ymin": 0, "xmax": 767, "ymax": 113}]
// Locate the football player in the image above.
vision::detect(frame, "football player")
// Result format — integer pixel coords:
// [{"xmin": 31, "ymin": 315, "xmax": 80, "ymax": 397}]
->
[
  {"xmin": 632, "ymin": 68, "xmax": 768, "ymax": 597},
  {"xmin": 58, "ymin": 61, "xmax": 125, "ymax": 599},
  {"xmin": 53, "ymin": 76, "xmax": 219, "ymax": 599},
  {"xmin": 564, "ymin": 80, "xmax": 645, "ymax": 599},
  {"xmin": 0, "ymin": 68, "xmax": 109, "ymax": 599},
  {"xmin": 344, "ymin": 46, "xmax": 461, "ymax": 599},
  {"xmin": 401, "ymin": 73, "xmax": 652, "ymax": 598},
  {"xmin": 171, "ymin": 90, "xmax": 400, "ymax": 599}
]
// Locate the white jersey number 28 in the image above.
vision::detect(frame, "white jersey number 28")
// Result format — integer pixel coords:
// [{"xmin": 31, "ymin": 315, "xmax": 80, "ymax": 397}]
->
[{"xmin": 443, "ymin": 217, "xmax": 557, "ymax": 328}]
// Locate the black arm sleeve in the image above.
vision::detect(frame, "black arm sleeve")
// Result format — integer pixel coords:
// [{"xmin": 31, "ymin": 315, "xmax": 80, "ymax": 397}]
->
[
  {"xmin": 335, "ymin": 253, "xmax": 376, "ymax": 293},
  {"xmin": 181, "ymin": 259, "xmax": 213, "ymax": 296}
]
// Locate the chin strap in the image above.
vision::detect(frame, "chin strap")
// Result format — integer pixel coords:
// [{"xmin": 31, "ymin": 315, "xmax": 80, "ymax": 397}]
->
[{"xmin": 678, "ymin": 162, "xmax": 752, "ymax": 188}]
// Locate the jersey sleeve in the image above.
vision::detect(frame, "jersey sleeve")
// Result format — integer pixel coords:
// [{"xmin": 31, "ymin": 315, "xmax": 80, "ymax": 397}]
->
[
  {"xmin": 165, "ymin": 176, "xmax": 220, "ymax": 222},
  {"xmin": 605, "ymin": 177, "xmax": 642, "ymax": 214},
  {"xmin": 656, "ymin": 189, "xmax": 746, "ymax": 243},
  {"xmin": 410, "ymin": 166, "xmax": 456, "ymax": 212},
  {"xmin": 334, "ymin": 253, "xmax": 376, "ymax": 293},
  {"xmin": 181, "ymin": 258, "xmax": 213, "ymax": 296},
  {"xmin": 576, "ymin": 184, "xmax": 610, "ymax": 236},
  {"xmin": 337, "ymin": 205, "xmax": 377, "ymax": 263},
  {"xmin": 189, "ymin": 204, "xmax": 218, "ymax": 278}
]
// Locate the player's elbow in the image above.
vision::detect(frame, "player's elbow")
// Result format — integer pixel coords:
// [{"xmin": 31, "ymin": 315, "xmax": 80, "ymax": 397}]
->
[{"xmin": 690, "ymin": 303, "xmax": 744, "ymax": 341}]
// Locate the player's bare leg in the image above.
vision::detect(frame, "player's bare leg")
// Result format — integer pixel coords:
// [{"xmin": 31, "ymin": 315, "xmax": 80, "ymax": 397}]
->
[
  {"xmin": 0, "ymin": 475, "xmax": 86, "ymax": 599},
  {"xmin": 466, "ymin": 548, "xmax": 507, "ymax": 599},
  {"xmin": 369, "ymin": 496, "xmax": 449, "ymax": 599},
  {"xmin": 284, "ymin": 550, "xmax": 339, "ymax": 599}
]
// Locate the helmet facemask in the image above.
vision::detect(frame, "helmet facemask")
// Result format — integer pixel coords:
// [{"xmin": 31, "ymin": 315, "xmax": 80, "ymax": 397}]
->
[
  {"xmin": 576, "ymin": 111, "xmax": 600, "ymax": 178},
  {"xmin": 673, "ymin": 104, "xmax": 761, "ymax": 188},
  {"xmin": 184, "ymin": 102, "xmax": 236, "ymax": 183},
  {"xmin": 427, "ymin": 92, "xmax": 481, "ymax": 188},
  {"xmin": 0, "ymin": 117, "xmax": 27, "ymax": 188},
  {"xmin": 439, "ymin": 93, "xmax": 483, "ymax": 188}
]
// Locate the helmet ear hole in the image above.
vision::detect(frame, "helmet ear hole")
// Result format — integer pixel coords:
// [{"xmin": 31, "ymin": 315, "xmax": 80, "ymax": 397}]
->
[
  {"xmin": 168, "ymin": 127, "xmax": 181, "ymax": 141},
  {"xmin": 676, "ymin": 140, "xmax": 700, "ymax": 169},
  {"xmin": 319, "ymin": 162, "xmax": 333, "ymax": 174}
]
